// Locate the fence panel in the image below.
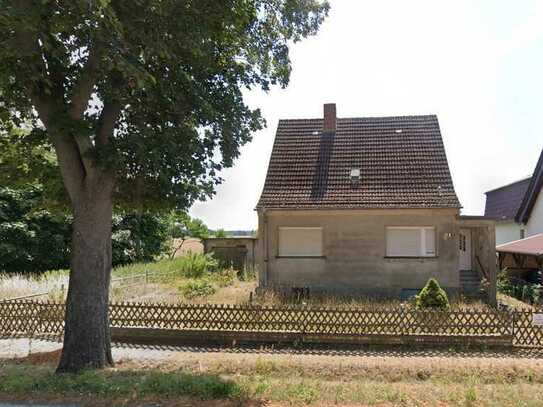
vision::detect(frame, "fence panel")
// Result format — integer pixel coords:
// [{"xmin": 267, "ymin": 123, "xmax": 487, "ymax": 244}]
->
[
  {"xmin": 513, "ymin": 310, "xmax": 543, "ymax": 347},
  {"xmin": 1, "ymin": 300, "xmax": 542, "ymax": 348}
]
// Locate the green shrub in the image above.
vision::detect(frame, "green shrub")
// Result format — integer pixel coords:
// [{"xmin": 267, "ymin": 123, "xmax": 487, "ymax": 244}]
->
[
  {"xmin": 497, "ymin": 272, "xmax": 542, "ymax": 304},
  {"xmin": 415, "ymin": 278, "xmax": 450, "ymax": 310},
  {"xmin": 0, "ymin": 186, "xmax": 171, "ymax": 273},
  {"xmin": 178, "ymin": 252, "xmax": 218, "ymax": 278},
  {"xmin": 180, "ymin": 279, "xmax": 216, "ymax": 299}
]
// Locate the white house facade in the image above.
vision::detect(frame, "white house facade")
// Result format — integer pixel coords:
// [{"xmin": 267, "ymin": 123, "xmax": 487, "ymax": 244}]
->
[{"xmin": 485, "ymin": 148, "xmax": 543, "ymax": 245}]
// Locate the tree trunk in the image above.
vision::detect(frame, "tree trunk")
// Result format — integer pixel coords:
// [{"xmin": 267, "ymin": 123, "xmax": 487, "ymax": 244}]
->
[{"xmin": 56, "ymin": 179, "xmax": 114, "ymax": 373}]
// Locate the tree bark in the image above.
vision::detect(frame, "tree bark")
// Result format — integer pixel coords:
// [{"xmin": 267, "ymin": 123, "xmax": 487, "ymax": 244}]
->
[{"xmin": 56, "ymin": 177, "xmax": 115, "ymax": 373}]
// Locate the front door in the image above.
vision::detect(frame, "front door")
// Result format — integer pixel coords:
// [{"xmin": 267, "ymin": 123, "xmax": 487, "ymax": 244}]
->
[{"xmin": 459, "ymin": 228, "xmax": 472, "ymax": 270}]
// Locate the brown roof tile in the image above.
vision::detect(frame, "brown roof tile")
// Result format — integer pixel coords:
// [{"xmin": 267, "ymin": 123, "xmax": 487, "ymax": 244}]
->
[{"xmin": 257, "ymin": 115, "xmax": 461, "ymax": 209}]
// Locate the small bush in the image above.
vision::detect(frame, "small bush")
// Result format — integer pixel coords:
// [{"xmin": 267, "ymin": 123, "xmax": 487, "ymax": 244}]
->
[
  {"xmin": 415, "ymin": 278, "xmax": 450, "ymax": 310},
  {"xmin": 180, "ymin": 279, "xmax": 216, "ymax": 299},
  {"xmin": 179, "ymin": 252, "xmax": 219, "ymax": 278}
]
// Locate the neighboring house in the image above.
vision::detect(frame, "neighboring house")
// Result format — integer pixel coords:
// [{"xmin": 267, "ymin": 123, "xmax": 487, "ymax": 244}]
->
[
  {"xmin": 485, "ymin": 148, "xmax": 543, "ymax": 245},
  {"xmin": 256, "ymin": 104, "xmax": 496, "ymax": 301}
]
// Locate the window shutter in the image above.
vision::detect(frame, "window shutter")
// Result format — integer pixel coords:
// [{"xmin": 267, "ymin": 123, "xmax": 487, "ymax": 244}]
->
[
  {"xmin": 278, "ymin": 227, "xmax": 323, "ymax": 257},
  {"xmin": 386, "ymin": 227, "xmax": 436, "ymax": 257},
  {"xmin": 424, "ymin": 227, "xmax": 436, "ymax": 256},
  {"xmin": 386, "ymin": 228, "xmax": 421, "ymax": 257}
]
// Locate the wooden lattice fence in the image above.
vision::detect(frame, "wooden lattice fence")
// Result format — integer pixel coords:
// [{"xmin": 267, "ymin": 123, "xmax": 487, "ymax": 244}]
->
[{"xmin": 1, "ymin": 300, "xmax": 542, "ymax": 348}]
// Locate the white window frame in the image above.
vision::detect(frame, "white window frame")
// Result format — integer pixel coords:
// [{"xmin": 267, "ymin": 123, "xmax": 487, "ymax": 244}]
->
[
  {"xmin": 277, "ymin": 226, "xmax": 323, "ymax": 257},
  {"xmin": 386, "ymin": 226, "xmax": 437, "ymax": 258}
]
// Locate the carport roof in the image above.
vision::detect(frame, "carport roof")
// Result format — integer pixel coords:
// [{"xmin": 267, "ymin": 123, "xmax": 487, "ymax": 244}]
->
[{"xmin": 496, "ymin": 234, "xmax": 543, "ymax": 256}]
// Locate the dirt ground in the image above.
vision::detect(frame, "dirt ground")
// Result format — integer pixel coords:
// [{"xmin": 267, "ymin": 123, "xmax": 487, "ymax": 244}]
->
[{"xmin": 3, "ymin": 337, "xmax": 543, "ymax": 376}]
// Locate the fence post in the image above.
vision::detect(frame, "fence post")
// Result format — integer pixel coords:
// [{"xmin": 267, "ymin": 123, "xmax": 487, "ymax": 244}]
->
[{"xmin": 511, "ymin": 310, "xmax": 516, "ymax": 342}]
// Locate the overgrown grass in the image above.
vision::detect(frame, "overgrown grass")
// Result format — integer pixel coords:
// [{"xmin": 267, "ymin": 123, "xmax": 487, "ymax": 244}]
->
[
  {"xmin": 254, "ymin": 290, "xmax": 491, "ymax": 310},
  {"xmin": 0, "ymin": 364, "xmax": 243, "ymax": 400},
  {"xmin": 2, "ymin": 360, "xmax": 543, "ymax": 406},
  {"xmin": 1, "ymin": 255, "xmax": 254, "ymax": 303}
]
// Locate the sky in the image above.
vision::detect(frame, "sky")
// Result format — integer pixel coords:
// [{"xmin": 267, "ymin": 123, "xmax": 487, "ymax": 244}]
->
[{"xmin": 191, "ymin": 0, "xmax": 543, "ymax": 230}]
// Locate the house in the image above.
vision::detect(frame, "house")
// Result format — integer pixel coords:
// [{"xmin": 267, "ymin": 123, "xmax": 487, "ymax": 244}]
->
[
  {"xmin": 256, "ymin": 104, "xmax": 496, "ymax": 302},
  {"xmin": 484, "ymin": 177, "xmax": 531, "ymax": 244},
  {"xmin": 485, "ymin": 147, "xmax": 543, "ymax": 245}
]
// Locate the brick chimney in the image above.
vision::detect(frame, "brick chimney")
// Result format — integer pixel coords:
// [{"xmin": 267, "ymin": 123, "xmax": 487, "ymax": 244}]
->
[{"xmin": 323, "ymin": 103, "xmax": 336, "ymax": 133}]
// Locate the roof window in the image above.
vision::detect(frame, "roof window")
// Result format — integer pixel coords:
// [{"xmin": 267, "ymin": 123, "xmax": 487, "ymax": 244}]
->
[{"xmin": 350, "ymin": 168, "xmax": 361, "ymax": 181}]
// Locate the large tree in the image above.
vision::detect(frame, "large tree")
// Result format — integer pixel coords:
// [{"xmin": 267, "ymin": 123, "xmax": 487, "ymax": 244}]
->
[{"xmin": 0, "ymin": 1, "xmax": 328, "ymax": 372}]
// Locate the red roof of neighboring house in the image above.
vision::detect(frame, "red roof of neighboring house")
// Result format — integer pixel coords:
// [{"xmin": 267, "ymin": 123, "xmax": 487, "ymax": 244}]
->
[
  {"xmin": 496, "ymin": 234, "xmax": 543, "ymax": 256},
  {"xmin": 257, "ymin": 113, "xmax": 460, "ymax": 209}
]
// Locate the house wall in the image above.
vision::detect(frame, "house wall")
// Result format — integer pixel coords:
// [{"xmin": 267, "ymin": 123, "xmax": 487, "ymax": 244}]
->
[
  {"xmin": 495, "ymin": 221, "xmax": 523, "ymax": 245},
  {"xmin": 525, "ymin": 189, "xmax": 543, "ymax": 237},
  {"xmin": 257, "ymin": 208, "xmax": 460, "ymax": 297}
]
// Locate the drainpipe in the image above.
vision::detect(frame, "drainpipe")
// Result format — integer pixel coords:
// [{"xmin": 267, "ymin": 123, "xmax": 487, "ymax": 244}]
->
[{"xmin": 260, "ymin": 209, "xmax": 269, "ymax": 288}]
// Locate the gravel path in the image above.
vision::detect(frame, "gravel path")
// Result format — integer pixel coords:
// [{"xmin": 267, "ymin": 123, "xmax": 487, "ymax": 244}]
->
[{"xmin": 2, "ymin": 337, "xmax": 543, "ymax": 375}]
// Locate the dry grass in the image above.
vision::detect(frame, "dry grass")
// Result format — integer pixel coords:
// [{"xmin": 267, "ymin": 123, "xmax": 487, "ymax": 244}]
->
[
  {"xmin": 0, "ymin": 271, "xmax": 69, "ymax": 301},
  {"xmin": 2, "ymin": 346, "xmax": 543, "ymax": 406},
  {"xmin": 498, "ymin": 292, "xmax": 534, "ymax": 310},
  {"xmin": 0, "ymin": 256, "xmax": 255, "ymax": 303},
  {"xmin": 253, "ymin": 290, "xmax": 491, "ymax": 311}
]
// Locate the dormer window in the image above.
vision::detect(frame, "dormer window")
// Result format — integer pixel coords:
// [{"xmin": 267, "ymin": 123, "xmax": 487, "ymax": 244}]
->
[{"xmin": 350, "ymin": 168, "xmax": 361, "ymax": 183}]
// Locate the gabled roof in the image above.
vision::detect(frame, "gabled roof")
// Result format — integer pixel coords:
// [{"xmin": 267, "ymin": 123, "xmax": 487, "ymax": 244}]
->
[
  {"xmin": 256, "ymin": 115, "xmax": 461, "ymax": 209},
  {"xmin": 516, "ymin": 148, "xmax": 543, "ymax": 224},
  {"xmin": 484, "ymin": 177, "xmax": 531, "ymax": 221}
]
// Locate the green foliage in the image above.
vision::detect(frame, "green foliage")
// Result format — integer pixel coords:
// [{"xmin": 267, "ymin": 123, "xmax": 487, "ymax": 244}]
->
[
  {"xmin": 178, "ymin": 252, "xmax": 219, "ymax": 278},
  {"xmin": 215, "ymin": 268, "xmax": 237, "ymax": 288},
  {"xmin": 0, "ymin": 0, "xmax": 329, "ymax": 212},
  {"xmin": 497, "ymin": 272, "xmax": 541, "ymax": 305},
  {"xmin": 0, "ymin": 128, "xmax": 66, "ymax": 207},
  {"xmin": 0, "ymin": 186, "xmax": 170, "ymax": 273},
  {"xmin": 111, "ymin": 212, "xmax": 169, "ymax": 266},
  {"xmin": 415, "ymin": 278, "xmax": 450, "ymax": 310},
  {"xmin": 166, "ymin": 211, "xmax": 209, "ymax": 258},
  {"xmin": 0, "ymin": 186, "xmax": 71, "ymax": 273},
  {"xmin": 214, "ymin": 229, "xmax": 228, "ymax": 238},
  {"xmin": 180, "ymin": 279, "xmax": 216, "ymax": 299},
  {"xmin": 166, "ymin": 211, "xmax": 209, "ymax": 241}
]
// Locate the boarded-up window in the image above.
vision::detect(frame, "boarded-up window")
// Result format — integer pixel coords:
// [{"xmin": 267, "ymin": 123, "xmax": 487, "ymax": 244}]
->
[
  {"xmin": 278, "ymin": 227, "xmax": 323, "ymax": 257},
  {"xmin": 386, "ymin": 227, "xmax": 436, "ymax": 257}
]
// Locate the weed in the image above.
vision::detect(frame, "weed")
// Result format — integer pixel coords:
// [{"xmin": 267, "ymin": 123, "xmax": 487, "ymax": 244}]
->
[
  {"xmin": 177, "ymin": 252, "xmax": 219, "ymax": 278},
  {"xmin": 465, "ymin": 386, "xmax": 477, "ymax": 404},
  {"xmin": 215, "ymin": 268, "xmax": 236, "ymax": 288},
  {"xmin": 283, "ymin": 382, "xmax": 319, "ymax": 404},
  {"xmin": 254, "ymin": 358, "xmax": 277, "ymax": 375},
  {"xmin": 179, "ymin": 279, "xmax": 216, "ymax": 299}
]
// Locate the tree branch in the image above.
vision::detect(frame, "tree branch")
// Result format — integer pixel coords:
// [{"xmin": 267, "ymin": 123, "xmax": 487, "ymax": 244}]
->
[
  {"xmin": 68, "ymin": 47, "xmax": 101, "ymax": 119},
  {"xmin": 96, "ymin": 100, "xmax": 122, "ymax": 146},
  {"xmin": 13, "ymin": 0, "xmax": 85, "ymax": 201}
]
